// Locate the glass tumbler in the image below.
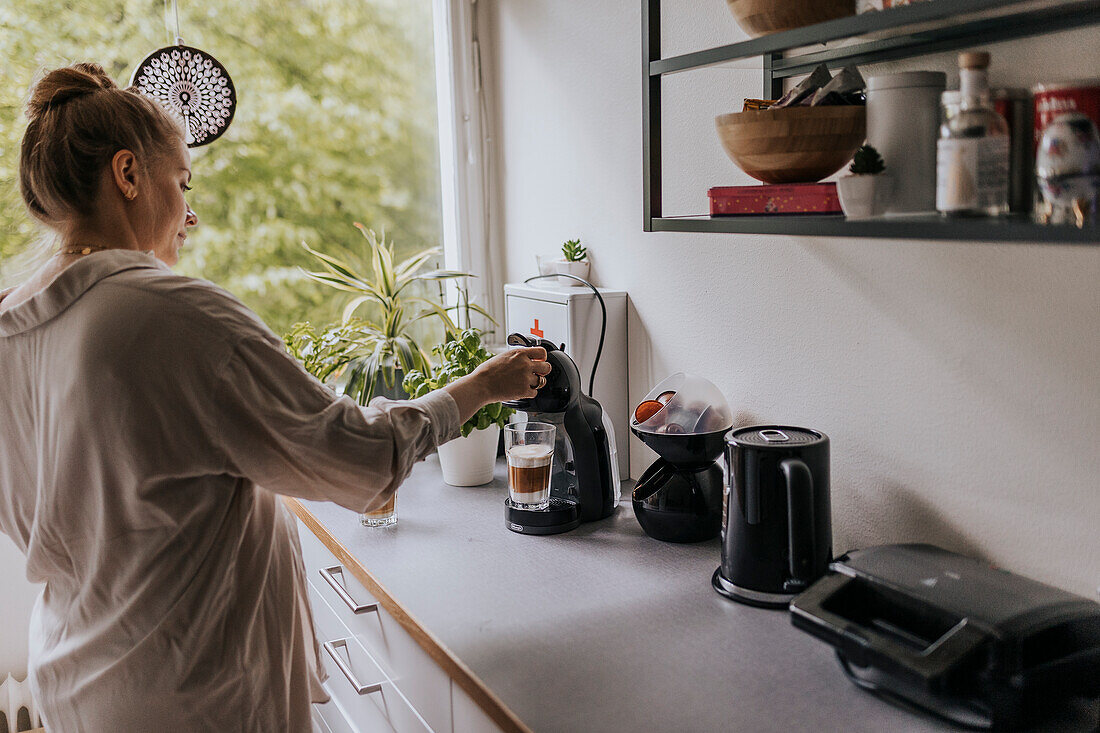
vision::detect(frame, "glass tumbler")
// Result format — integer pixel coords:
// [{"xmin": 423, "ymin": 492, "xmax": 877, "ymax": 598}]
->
[
  {"xmin": 504, "ymin": 422, "xmax": 555, "ymax": 510},
  {"xmin": 360, "ymin": 492, "xmax": 397, "ymax": 527}
]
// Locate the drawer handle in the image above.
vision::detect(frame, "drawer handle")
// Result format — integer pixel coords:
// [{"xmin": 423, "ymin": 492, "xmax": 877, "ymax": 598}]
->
[
  {"xmin": 323, "ymin": 638, "xmax": 384, "ymax": 696},
  {"xmin": 320, "ymin": 565, "xmax": 379, "ymax": 614}
]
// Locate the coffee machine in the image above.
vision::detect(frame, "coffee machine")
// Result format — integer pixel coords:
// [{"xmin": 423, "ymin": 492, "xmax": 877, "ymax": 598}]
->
[{"xmin": 503, "ymin": 333, "xmax": 619, "ymax": 535}]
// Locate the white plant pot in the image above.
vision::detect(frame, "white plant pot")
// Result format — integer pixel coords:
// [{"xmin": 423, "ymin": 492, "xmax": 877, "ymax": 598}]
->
[
  {"xmin": 437, "ymin": 424, "xmax": 500, "ymax": 486},
  {"xmin": 538, "ymin": 258, "xmax": 591, "ymax": 287},
  {"xmin": 837, "ymin": 174, "xmax": 893, "ymax": 219}
]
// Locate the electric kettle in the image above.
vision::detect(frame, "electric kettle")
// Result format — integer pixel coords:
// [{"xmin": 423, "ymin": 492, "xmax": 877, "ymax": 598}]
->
[{"xmin": 713, "ymin": 425, "xmax": 832, "ymax": 608}]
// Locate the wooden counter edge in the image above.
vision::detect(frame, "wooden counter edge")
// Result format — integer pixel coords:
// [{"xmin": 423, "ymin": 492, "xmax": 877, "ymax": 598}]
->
[{"xmin": 285, "ymin": 497, "xmax": 533, "ymax": 733}]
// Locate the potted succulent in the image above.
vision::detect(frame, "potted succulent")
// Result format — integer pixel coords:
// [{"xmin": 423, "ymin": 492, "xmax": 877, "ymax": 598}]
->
[
  {"xmin": 403, "ymin": 329, "xmax": 514, "ymax": 486},
  {"xmin": 836, "ymin": 144, "xmax": 891, "ymax": 219},
  {"xmin": 539, "ymin": 237, "xmax": 591, "ymax": 285},
  {"xmin": 297, "ymin": 223, "xmax": 483, "ymax": 403}
]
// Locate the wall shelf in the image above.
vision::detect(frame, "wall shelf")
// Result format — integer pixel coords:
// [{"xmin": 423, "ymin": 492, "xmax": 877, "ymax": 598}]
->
[
  {"xmin": 651, "ymin": 215, "xmax": 1099, "ymax": 243},
  {"xmin": 642, "ymin": 0, "xmax": 1100, "ymax": 243}
]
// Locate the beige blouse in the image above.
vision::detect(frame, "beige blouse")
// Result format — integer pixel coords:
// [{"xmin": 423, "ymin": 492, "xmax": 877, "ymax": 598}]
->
[{"xmin": 0, "ymin": 250, "xmax": 459, "ymax": 731}]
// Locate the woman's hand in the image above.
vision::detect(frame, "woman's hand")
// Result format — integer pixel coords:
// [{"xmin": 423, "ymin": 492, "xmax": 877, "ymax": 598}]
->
[
  {"xmin": 471, "ymin": 347, "xmax": 552, "ymax": 402},
  {"xmin": 443, "ymin": 347, "xmax": 551, "ymax": 425}
]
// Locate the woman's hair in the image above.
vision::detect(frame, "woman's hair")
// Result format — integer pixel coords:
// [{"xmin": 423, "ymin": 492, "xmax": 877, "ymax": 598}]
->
[{"xmin": 19, "ymin": 62, "xmax": 184, "ymax": 228}]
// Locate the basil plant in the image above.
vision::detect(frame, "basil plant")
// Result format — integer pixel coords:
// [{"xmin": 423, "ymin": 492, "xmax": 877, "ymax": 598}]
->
[{"xmin": 402, "ymin": 329, "xmax": 514, "ymax": 438}]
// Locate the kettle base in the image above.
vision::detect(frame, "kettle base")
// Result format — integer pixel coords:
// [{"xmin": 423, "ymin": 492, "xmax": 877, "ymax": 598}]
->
[{"xmin": 711, "ymin": 568, "xmax": 795, "ymax": 609}]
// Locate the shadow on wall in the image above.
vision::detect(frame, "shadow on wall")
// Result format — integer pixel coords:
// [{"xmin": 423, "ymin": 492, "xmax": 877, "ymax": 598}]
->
[
  {"xmin": 835, "ymin": 479, "xmax": 987, "ymax": 561},
  {"xmin": 732, "ymin": 410, "xmax": 763, "ymax": 429},
  {"xmin": 627, "ymin": 300, "xmax": 652, "ymax": 407},
  {"xmin": 626, "ymin": 301, "xmax": 653, "ymax": 476}
]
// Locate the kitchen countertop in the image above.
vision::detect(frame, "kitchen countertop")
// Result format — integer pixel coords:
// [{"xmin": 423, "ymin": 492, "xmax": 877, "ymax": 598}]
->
[{"xmin": 290, "ymin": 456, "xmax": 1096, "ymax": 733}]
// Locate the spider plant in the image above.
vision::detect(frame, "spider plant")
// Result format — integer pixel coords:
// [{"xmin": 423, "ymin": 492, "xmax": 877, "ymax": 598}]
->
[{"xmin": 299, "ymin": 223, "xmax": 491, "ymax": 404}]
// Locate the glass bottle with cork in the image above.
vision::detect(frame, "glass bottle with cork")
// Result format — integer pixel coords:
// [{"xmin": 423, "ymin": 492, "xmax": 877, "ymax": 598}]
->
[{"xmin": 936, "ymin": 51, "xmax": 1010, "ymax": 216}]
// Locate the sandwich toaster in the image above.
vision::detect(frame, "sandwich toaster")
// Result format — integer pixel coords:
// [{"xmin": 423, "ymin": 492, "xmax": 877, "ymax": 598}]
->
[{"xmin": 790, "ymin": 544, "xmax": 1100, "ymax": 730}]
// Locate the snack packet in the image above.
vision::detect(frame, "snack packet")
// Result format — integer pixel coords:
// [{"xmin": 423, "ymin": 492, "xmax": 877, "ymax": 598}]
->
[
  {"xmin": 742, "ymin": 98, "xmax": 777, "ymax": 111},
  {"xmin": 772, "ymin": 64, "xmax": 832, "ymax": 109},
  {"xmin": 810, "ymin": 65, "xmax": 866, "ymax": 106}
]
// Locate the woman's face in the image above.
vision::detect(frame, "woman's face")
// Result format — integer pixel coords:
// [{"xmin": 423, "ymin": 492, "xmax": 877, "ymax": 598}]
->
[{"xmin": 141, "ymin": 136, "xmax": 198, "ymax": 267}]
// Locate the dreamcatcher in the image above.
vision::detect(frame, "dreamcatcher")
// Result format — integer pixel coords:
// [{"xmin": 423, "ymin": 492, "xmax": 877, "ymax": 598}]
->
[{"xmin": 129, "ymin": 0, "xmax": 236, "ymax": 147}]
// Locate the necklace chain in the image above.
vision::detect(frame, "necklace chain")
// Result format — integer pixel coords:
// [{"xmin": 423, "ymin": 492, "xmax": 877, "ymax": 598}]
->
[{"xmin": 60, "ymin": 244, "xmax": 112, "ymax": 256}]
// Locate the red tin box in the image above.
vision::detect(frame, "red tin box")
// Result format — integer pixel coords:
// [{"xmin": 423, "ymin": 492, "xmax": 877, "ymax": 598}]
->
[
  {"xmin": 708, "ymin": 183, "xmax": 842, "ymax": 216},
  {"xmin": 1032, "ymin": 79, "xmax": 1100, "ymax": 152}
]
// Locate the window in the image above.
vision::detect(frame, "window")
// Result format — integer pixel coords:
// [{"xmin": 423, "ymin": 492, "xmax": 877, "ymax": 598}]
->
[{"xmin": 0, "ymin": 0, "xmax": 475, "ymax": 336}]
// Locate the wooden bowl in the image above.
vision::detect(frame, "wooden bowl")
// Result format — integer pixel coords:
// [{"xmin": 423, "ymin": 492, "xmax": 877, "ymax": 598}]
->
[
  {"xmin": 726, "ymin": 0, "xmax": 854, "ymax": 37},
  {"xmin": 715, "ymin": 106, "xmax": 866, "ymax": 184}
]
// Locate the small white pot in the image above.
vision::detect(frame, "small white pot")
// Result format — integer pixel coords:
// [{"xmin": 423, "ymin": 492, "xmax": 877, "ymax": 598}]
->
[
  {"xmin": 437, "ymin": 424, "xmax": 501, "ymax": 486},
  {"xmin": 538, "ymin": 259, "xmax": 591, "ymax": 286},
  {"xmin": 837, "ymin": 174, "xmax": 892, "ymax": 219}
]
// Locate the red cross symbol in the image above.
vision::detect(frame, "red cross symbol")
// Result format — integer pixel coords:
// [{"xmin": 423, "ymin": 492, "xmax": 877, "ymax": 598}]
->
[{"xmin": 530, "ymin": 319, "xmax": 544, "ymax": 338}]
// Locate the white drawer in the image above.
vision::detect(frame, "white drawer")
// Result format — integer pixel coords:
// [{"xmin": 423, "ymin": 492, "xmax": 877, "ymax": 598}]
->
[
  {"xmin": 308, "ymin": 581, "xmax": 384, "ymax": 670},
  {"xmin": 298, "ymin": 520, "xmax": 454, "ymax": 733},
  {"xmin": 299, "ymin": 523, "xmax": 377, "ymax": 605},
  {"xmin": 318, "ymin": 635, "xmax": 432, "ymax": 733},
  {"xmin": 346, "ymin": 595, "xmax": 453, "ymax": 733},
  {"xmin": 313, "ymin": 685, "xmax": 357, "ymax": 733},
  {"xmin": 451, "ymin": 680, "xmax": 505, "ymax": 733}
]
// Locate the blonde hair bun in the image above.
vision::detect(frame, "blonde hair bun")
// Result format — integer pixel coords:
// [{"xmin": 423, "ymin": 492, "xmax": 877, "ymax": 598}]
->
[
  {"xmin": 19, "ymin": 62, "xmax": 183, "ymax": 227},
  {"xmin": 26, "ymin": 63, "xmax": 117, "ymax": 120}
]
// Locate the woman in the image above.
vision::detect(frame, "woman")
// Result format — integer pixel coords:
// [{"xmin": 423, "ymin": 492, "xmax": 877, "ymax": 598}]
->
[{"xmin": 0, "ymin": 63, "xmax": 551, "ymax": 731}]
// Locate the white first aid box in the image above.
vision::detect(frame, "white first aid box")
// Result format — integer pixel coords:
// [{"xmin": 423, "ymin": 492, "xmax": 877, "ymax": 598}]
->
[{"xmin": 504, "ymin": 283, "xmax": 629, "ymax": 478}]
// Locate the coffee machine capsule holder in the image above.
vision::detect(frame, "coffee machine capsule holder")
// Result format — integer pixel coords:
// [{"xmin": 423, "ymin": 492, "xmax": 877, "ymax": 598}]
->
[
  {"xmin": 630, "ymin": 373, "xmax": 733, "ymax": 543},
  {"xmin": 502, "ymin": 333, "xmax": 619, "ymax": 535}
]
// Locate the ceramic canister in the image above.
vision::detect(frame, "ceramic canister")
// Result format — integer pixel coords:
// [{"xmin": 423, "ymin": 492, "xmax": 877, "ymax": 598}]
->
[{"xmin": 867, "ymin": 71, "xmax": 947, "ymax": 215}]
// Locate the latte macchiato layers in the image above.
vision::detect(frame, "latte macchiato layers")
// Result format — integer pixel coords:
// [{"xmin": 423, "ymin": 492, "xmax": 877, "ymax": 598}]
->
[{"xmin": 507, "ymin": 444, "xmax": 553, "ymax": 501}]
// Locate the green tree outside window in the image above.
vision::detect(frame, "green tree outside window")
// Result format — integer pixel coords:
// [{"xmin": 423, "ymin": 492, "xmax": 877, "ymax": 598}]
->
[{"xmin": 0, "ymin": 0, "xmax": 444, "ymax": 335}]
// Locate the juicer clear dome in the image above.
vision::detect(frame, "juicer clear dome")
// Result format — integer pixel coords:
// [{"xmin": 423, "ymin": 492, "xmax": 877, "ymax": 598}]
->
[{"xmin": 631, "ymin": 373, "xmax": 733, "ymax": 435}]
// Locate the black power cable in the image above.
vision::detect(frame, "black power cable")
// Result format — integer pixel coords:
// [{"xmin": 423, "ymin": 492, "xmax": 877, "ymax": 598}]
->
[{"xmin": 521, "ymin": 274, "xmax": 606, "ymax": 398}]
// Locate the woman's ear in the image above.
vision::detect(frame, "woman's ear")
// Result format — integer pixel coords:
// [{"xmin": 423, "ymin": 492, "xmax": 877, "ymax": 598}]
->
[{"xmin": 111, "ymin": 149, "xmax": 139, "ymax": 200}]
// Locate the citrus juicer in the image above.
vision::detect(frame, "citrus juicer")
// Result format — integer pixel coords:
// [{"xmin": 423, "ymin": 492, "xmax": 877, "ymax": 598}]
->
[{"xmin": 630, "ymin": 373, "xmax": 733, "ymax": 543}]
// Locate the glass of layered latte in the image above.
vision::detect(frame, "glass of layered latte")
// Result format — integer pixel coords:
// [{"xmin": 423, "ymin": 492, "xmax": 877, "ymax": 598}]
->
[{"xmin": 504, "ymin": 422, "xmax": 555, "ymax": 510}]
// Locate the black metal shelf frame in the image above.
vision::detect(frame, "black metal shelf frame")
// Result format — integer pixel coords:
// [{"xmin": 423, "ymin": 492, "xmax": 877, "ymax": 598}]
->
[
  {"xmin": 642, "ymin": 0, "xmax": 1100, "ymax": 242},
  {"xmin": 652, "ymin": 215, "xmax": 1100, "ymax": 243}
]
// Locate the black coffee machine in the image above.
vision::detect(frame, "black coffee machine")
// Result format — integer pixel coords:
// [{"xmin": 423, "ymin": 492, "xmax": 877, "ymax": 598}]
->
[
  {"xmin": 502, "ymin": 333, "xmax": 619, "ymax": 535},
  {"xmin": 713, "ymin": 425, "xmax": 832, "ymax": 608}
]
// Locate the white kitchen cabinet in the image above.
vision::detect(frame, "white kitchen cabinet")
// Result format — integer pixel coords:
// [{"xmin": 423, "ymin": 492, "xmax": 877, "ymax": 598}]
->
[
  {"xmin": 312, "ymin": 683, "xmax": 359, "ymax": 733},
  {"xmin": 298, "ymin": 519, "xmax": 455, "ymax": 733},
  {"xmin": 309, "ymin": 580, "xmax": 431, "ymax": 732},
  {"xmin": 451, "ymin": 681, "xmax": 504, "ymax": 733}
]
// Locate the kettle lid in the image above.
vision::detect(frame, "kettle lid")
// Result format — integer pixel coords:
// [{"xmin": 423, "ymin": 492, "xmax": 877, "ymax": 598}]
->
[{"xmin": 727, "ymin": 425, "xmax": 826, "ymax": 448}]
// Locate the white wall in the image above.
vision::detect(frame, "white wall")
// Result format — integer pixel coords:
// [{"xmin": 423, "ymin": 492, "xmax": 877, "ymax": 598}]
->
[
  {"xmin": 0, "ymin": 535, "xmax": 40, "ymax": 678},
  {"xmin": 485, "ymin": 0, "xmax": 1100, "ymax": 597}
]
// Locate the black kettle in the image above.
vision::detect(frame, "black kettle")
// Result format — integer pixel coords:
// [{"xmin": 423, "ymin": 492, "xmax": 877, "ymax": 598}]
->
[{"xmin": 712, "ymin": 425, "xmax": 832, "ymax": 608}]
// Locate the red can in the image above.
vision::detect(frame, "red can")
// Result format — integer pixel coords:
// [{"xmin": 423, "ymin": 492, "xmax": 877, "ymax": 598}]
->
[{"xmin": 1033, "ymin": 80, "xmax": 1100, "ymax": 152}]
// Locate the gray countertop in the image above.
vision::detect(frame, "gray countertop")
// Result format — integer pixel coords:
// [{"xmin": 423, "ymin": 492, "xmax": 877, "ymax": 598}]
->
[{"xmin": 299, "ymin": 457, "xmax": 1093, "ymax": 733}]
